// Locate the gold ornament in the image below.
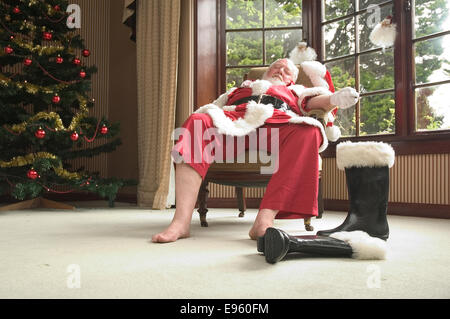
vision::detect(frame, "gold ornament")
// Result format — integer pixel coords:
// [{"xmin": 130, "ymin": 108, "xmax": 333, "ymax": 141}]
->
[
  {"xmin": 0, "ymin": 152, "xmax": 57, "ymax": 168},
  {"xmin": 0, "ymin": 152, "xmax": 82, "ymax": 180},
  {"xmin": 53, "ymin": 166, "xmax": 82, "ymax": 180}
]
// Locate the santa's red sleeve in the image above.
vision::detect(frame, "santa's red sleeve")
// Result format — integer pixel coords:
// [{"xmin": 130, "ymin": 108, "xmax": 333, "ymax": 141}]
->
[{"xmin": 300, "ymin": 70, "xmax": 335, "ymax": 113}]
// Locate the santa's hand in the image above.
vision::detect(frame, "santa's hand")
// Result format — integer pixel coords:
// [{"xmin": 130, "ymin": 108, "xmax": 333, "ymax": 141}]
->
[{"xmin": 330, "ymin": 87, "xmax": 359, "ymax": 109}]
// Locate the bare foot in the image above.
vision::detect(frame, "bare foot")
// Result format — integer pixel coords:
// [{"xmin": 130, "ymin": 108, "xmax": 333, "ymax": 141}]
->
[
  {"xmin": 248, "ymin": 209, "xmax": 279, "ymax": 240},
  {"xmin": 151, "ymin": 222, "xmax": 190, "ymax": 243}
]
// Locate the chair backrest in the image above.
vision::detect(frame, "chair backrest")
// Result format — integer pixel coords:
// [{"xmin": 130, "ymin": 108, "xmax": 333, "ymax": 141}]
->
[{"xmin": 246, "ymin": 65, "xmax": 314, "ymax": 87}]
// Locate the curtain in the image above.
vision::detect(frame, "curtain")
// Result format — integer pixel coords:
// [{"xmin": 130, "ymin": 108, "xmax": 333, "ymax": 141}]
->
[{"xmin": 123, "ymin": 0, "xmax": 194, "ymax": 209}]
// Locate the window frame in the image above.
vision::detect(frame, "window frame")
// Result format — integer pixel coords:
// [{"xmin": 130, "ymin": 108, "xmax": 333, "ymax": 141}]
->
[
  {"xmin": 219, "ymin": 0, "xmax": 304, "ymax": 93},
  {"xmin": 213, "ymin": 0, "xmax": 450, "ymax": 156}
]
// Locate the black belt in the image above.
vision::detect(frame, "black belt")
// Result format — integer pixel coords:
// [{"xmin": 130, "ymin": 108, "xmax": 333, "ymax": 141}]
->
[{"xmin": 231, "ymin": 95, "xmax": 291, "ymax": 112}]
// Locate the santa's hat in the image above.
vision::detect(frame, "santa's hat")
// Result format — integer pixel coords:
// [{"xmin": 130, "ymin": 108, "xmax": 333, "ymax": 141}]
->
[{"xmin": 289, "ymin": 43, "xmax": 341, "ymax": 142}]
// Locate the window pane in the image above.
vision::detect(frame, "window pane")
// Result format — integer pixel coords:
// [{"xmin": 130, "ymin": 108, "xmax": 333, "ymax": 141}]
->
[
  {"xmin": 323, "ymin": 17, "xmax": 355, "ymax": 59},
  {"xmin": 359, "ymin": 48, "xmax": 394, "ymax": 93},
  {"xmin": 327, "ymin": 58, "xmax": 357, "ymax": 137},
  {"xmin": 358, "ymin": 3, "xmax": 394, "ymax": 52},
  {"xmin": 360, "ymin": 93, "xmax": 395, "ymax": 135},
  {"xmin": 414, "ymin": 35, "xmax": 450, "ymax": 85},
  {"xmin": 323, "ymin": 0, "xmax": 354, "ymax": 22},
  {"xmin": 226, "ymin": 31, "xmax": 263, "ymax": 66},
  {"xmin": 415, "ymin": 84, "xmax": 450, "ymax": 131},
  {"xmin": 226, "ymin": 0, "xmax": 262, "ymax": 30},
  {"xmin": 226, "ymin": 68, "xmax": 250, "ymax": 91},
  {"xmin": 336, "ymin": 108, "xmax": 357, "ymax": 137},
  {"xmin": 358, "ymin": 0, "xmax": 393, "ymax": 10},
  {"xmin": 414, "ymin": 0, "xmax": 450, "ymax": 39},
  {"xmin": 265, "ymin": 0, "xmax": 302, "ymax": 27},
  {"xmin": 265, "ymin": 29, "xmax": 302, "ymax": 64},
  {"xmin": 326, "ymin": 57, "xmax": 356, "ymax": 90}
]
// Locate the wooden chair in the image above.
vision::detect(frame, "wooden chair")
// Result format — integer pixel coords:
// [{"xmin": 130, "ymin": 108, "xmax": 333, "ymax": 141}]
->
[{"xmin": 196, "ymin": 65, "xmax": 326, "ymax": 230}]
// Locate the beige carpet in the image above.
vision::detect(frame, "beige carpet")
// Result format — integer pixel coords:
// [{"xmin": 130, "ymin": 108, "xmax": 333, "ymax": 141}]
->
[{"xmin": 0, "ymin": 202, "xmax": 449, "ymax": 299}]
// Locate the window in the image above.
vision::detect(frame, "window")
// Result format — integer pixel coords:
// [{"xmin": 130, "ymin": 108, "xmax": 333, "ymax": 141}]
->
[
  {"xmin": 322, "ymin": 0, "xmax": 396, "ymax": 137},
  {"xmin": 322, "ymin": 0, "xmax": 450, "ymax": 138},
  {"xmin": 214, "ymin": 0, "xmax": 450, "ymax": 151},
  {"xmin": 412, "ymin": 0, "xmax": 450, "ymax": 132},
  {"xmin": 224, "ymin": 0, "xmax": 303, "ymax": 90}
]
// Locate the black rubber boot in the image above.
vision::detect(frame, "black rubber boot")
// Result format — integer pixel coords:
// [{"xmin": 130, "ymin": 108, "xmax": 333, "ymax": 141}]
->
[
  {"xmin": 317, "ymin": 166, "xmax": 390, "ymax": 240},
  {"xmin": 258, "ymin": 227, "xmax": 353, "ymax": 264}
]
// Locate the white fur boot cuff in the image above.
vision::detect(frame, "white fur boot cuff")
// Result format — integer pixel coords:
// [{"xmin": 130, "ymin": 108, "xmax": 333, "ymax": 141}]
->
[{"xmin": 336, "ymin": 141, "xmax": 395, "ymax": 170}]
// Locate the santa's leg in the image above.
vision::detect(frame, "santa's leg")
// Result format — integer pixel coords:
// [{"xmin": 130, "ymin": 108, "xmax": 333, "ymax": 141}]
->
[
  {"xmin": 152, "ymin": 113, "xmax": 218, "ymax": 243},
  {"xmin": 249, "ymin": 124, "xmax": 322, "ymax": 239},
  {"xmin": 151, "ymin": 163, "xmax": 201, "ymax": 243}
]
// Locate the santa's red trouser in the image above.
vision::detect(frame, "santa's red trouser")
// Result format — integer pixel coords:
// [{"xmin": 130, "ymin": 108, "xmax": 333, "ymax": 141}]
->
[{"xmin": 172, "ymin": 113, "xmax": 322, "ymax": 219}]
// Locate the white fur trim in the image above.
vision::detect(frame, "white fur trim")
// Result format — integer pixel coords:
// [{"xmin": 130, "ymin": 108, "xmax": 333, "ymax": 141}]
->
[
  {"xmin": 300, "ymin": 61, "xmax": 329, "ymax": 89},
  {"xmin": 194, "ymin": 101, "xmax": 274, "ymax": 137},
  {"xmin": 240, "ymin": 80, "xmax": 253, "ymax": 88},
  {"xmin": 326, "ymin": 111, "xmax": 335, "ymax": 123},
  {"xmin": 222, "ymin": 105, "xmax": 236, "ymax": 112},
  {"xmin": 289, "ymin": 43, "xmax": 318, "ymax": 64},
  {"xmin": 213, "ymin": 88, "xmax": 237, "ymax": 107},
  {"xmin": 251, "ymin": 80, "xmax": 272, "ymax": 96},
  {"xmin": 325, "ymin": 125, "xmax": 341, "ymax": 142},
  {"xmin": 336, "ymin": 141, "xmax": 395, "ymax": 169},
  {"xmin": 330, "ymin": 231, "xmax": 389, "ymax": 260},
  {"xmin": 288, "ymin": 84, "xmax": 306, "ymax": 99},
  {"xmin": 195, "ymin": 102, "xmax": 329, "ymax": 152}
]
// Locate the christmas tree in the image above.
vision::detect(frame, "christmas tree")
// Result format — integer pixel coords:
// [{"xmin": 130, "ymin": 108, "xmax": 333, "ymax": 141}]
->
[{"xmin": 0, "ymin": 0, "xmax": 130, "ymax": 208}]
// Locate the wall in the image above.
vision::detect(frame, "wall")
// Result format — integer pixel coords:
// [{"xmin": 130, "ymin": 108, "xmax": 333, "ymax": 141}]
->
[
  {"xmin": 70, "ymin": 0, "xmax": 138, "ymax": 196},
  {"xmin": 208, "ymin": 153, "xmax": 450, "ymax": 218},
  {"xmin": 322, "ymin": 154, "xmax": 449, "ymax": 218},
  {"xmin": 108, "ymin": 0, "xmax": 138, "ymax": 195},
  {"xmin": 70, "ymin": 0, "xmax": 110, "ymax": 178}
]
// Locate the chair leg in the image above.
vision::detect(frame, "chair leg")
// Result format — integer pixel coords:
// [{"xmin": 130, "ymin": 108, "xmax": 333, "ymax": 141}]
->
[
  {"xmin": 235, "ymin": 187, "xmax": 246, "ymax": 217},
  {"xmin": 304, "ymin": 218, "xmax": 314, "ymax": 231},
  {"xmin": 197, "ymin": 179, "xmax": 209, "ymax": 227},
  {"xmin": 317, "ymin": 174, "xmax": 324, "ymax": 219}
]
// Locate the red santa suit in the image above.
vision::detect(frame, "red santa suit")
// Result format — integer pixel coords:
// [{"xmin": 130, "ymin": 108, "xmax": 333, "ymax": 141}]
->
[{"xmin": 172, "ymin": 61, "xmax": 338, "ymax": 220}]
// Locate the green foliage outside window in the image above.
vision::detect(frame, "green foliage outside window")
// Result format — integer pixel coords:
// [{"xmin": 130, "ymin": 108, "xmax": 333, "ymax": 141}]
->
[
  {"xmin": 226, "ymin": 0, "xmax": 450, "ymax": 134},
  {"xmin": 226, "ymin": 0, "xmax": 302, "ymax": 91}
]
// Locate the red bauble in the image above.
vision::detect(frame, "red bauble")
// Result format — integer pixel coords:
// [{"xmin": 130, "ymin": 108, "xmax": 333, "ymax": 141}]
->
[
  {"xmin": 13, "ymin": 7, "xmax": 20, "ymax": 14},
  {"xmin": 100, "ymin": 125, "xmax": 108, "ymax": 134},
  {"xmin": 79, "ymin": 70, "xmax": 86, "ymax": 78},
  {"xmin": 56, "ymin": 55, "xmax": 63, "ymax": 64},
  {"xmin": 52, "ymin": 95, "xmax": 61, "ymax": 104},
  {"xmin": 27, "ymin": 169, "xmax": 39, "ymax": 180},
  {"xmin": 54, "ymin": 5, "xmax": 61, "ymax": 11},
  {"xmin": 82, "ymin": 49, "xmax": 90, "ymax": 57},
  {"xmin": 73, "ymin": 57, "xmax": 81, "ymax": 65},
  {"xmin": 24, "ymin": 58, "xmax": 32, "ymax": 66},
  {"xmin": 35, "ymin": 128, "xmax": 46, "ymax": 139},
  {"xmin": 70, "ymin": 132, "xmax": 79, "ymax": 141},
  {"xmin": 4, "ymin": 46, "xmax": 13, "ymax": 54},
  {"xmin": 43, "ymin": 32, "xmax": 53, "ymax": 41}
]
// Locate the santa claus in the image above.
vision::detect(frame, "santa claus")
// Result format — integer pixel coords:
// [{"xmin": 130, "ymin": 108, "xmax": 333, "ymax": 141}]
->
[{"xmin": 152, "ymin": 44, "xmax": 359, "ymax": 243}]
